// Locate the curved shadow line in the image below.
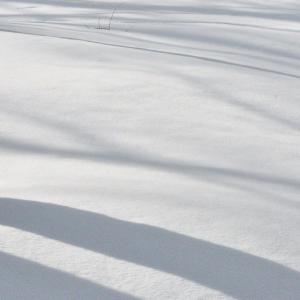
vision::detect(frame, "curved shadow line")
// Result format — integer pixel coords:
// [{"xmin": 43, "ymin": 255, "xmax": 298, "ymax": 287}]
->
[
  {"xmin": 175, "ymin": 71, "xmax": 300, "ymax": 132},
  {"xmin": 0, "ymin": 25, "xmax": 299, "ymax": 80},
  {"xmin": 3, "ymin": 20, "xmax": 299, "ymax": 70},
  {"xmin": 0, "ymin": 250, "xmax": 137, "ymax": 299},
  {"xmin": 1, "ymin": 136, "xmax": 300, "ymax": 192},
  {"xmin": 1, "ymin": 197, "xmax": 300, "ymax": 300},
  {"xmin": 121, "ymin": 20, "xmax": 300, "ymax": 33},
  {"xmin": 1, "ymin": 0, "xmax": 300, "ymax": 22}
]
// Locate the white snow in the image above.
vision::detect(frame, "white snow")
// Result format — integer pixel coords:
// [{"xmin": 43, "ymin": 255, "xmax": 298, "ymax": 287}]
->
[{"xmin": 0, "ymin": 0, "xmax": 300, "ymax": 299}]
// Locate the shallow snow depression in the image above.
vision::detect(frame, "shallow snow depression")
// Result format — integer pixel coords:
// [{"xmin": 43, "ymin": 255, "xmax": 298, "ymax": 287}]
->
[{"xmin": 0, "ymin": 0, "xmax": 300, "ymax": 299}]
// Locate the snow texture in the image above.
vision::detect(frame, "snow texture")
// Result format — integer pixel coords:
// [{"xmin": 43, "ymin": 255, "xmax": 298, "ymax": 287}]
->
[{"xmin": 0, "ymin": 0, "xmax": 300, "ymax": 299}]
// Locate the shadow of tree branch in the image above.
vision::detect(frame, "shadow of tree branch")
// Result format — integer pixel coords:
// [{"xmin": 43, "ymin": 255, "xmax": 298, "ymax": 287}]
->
[
  {"xmin": 0, "ymin": 250, "xmax": 136, "ymax": 299},
  {"xmin": 1, "ymin": 197, "xmax": 299, "ymax": 300}
]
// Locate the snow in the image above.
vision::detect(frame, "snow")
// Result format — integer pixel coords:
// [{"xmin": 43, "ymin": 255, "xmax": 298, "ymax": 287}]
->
[{"xmin": 0, "ymin": 0, "xmax": 300, "ymax": 299}]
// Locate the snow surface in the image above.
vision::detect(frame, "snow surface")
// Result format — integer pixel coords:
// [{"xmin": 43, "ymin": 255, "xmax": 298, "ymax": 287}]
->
[{"xmin": 0, "ymin": 0, "xmax": 300, "ymax": 299}]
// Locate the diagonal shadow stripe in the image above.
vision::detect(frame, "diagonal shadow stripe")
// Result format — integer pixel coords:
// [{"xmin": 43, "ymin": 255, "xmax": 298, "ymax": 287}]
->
[
  {"xmin": 1, "ymin": 197, "xmax": 299, "ymax": 300},
  {"xmin": 0, "ymin": 25, "xmax": 299, "ymax": 80},
  {"xmin": 0, "ymin": 250, "xmax": 137, "ymax": 299},
  {"xmin": 1, "ymin": 135, "xmax": 300, "ymax": 192}
]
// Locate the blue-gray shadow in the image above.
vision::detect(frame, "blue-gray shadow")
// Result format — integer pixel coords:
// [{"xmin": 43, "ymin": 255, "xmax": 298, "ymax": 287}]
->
[
  {"xmin": 1, "ymin": 197, "xmax": 299, "ymax": 300},
  {"xmin": 0, "ymin": 250, "xmax": 136, "ymax": 299}
]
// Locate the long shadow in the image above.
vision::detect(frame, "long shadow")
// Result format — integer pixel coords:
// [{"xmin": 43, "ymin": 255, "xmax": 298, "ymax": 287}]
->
[
  {"xmin": 175, "ymin": 71, "xmax": 300, "ymax": 132},
  {"xmin": 121, "ymin": 19, "xmax": 300, "ymax": 34},
  {"xmin": 0, "ymin": 250, "xmax": 136, "ymax": 299},
  {"xmin": 105, "ymin": 30, "xmax": 300, "ymax": 69},
  {"xmin": 2, "ymin": 0, "xmax": 300, "ymax": 22},
  {"xmin": 0, "ymin": 25, "xmax": 299, "ymax": 80},
  {"xmin": 1, "ymin": 197, "xmax": 300, "ymax": 300},
  {"xmin": 137, "ymin": 25, "xmax": 300, "ymax": 63},
  {"xmin": 3, "ymin": 20, "xmax": 299, "ymax": 71},
  {"xmin": 2, "ymin": 131, "xmax": 300, "ymax": 193},
  {"xmin": 1, "ymin": 135, "xmax": 300, "ymax": 193}
]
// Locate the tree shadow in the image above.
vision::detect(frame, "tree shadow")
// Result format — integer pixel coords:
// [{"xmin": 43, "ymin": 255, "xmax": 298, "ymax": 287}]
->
[
  {"xmin": 2, "ymin": 104, "xmax": 300, "ymax": 211},
  {"xmin": 1, "ymin": 126, "xmax": 300, "ymax": 194},
  {"xmin": 1, "ymin": 24, "xmax": 299, "ymax": 80},
  {"xmin": 174, "ymin": 71, "xmax": 300, "ymax": 132},
  {"xmin": 0, "ymin": 250, "xmax": 136, "ymax": 299},
  {"xmin": 1, "ymin": 197, "xmax": 300, "ymax": 300},
  {"xmin": 2, "ymin": 0, "xmax": 300, "ymax": 22},
  {"xmin": 2, "ymin": 0, "xmax": 300, "ymax": 66}
]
